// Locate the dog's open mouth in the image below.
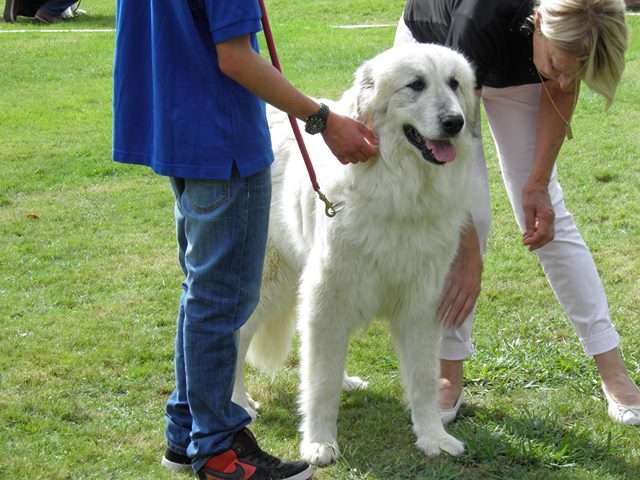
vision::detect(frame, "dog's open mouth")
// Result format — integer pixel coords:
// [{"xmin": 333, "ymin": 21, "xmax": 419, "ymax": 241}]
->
[{"xmin": 403, "ymin": 125, "xmax": 457, "ymax": 166}]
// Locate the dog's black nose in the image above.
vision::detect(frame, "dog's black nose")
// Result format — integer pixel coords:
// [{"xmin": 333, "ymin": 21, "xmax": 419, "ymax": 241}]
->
[{"xmin": 440, "ymin": 114, "xmax": 464, "ymax": 136}]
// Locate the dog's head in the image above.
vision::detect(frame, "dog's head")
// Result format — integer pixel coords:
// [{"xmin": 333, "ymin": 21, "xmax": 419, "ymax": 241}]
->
[{"xmin": 344, "ymin": 43, "xmax": 476, "ymax": 167}]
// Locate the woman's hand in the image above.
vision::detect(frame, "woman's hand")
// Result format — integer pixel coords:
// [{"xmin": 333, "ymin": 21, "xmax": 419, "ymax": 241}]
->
[
  {"xmin": 438, "ymin": 222, "xmax": 483, "ymax": 329},
  {"xmin": 522, "ymin": 180, "xmax": 555, "ymax": 250}
]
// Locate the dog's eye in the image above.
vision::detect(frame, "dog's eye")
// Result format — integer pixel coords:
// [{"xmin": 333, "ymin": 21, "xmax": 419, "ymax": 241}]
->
[
  {"xmin": 407, "ymin": 78, "xmax": 425, "ymax": 92},
  {"xmin": 449, "ymin": 78, "xmax": 460, "ymax": 91}
]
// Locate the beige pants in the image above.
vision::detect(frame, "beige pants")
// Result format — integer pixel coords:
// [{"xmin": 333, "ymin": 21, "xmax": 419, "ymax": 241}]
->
[{"xmin": 395, "ymin": 16, "xmax": 620, "ymax": 360}]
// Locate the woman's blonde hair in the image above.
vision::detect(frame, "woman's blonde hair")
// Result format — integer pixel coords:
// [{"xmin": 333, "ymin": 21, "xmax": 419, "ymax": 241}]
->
[{"xmin": 534, "ymin": 0, "xmax": 628, "ymax": 109}]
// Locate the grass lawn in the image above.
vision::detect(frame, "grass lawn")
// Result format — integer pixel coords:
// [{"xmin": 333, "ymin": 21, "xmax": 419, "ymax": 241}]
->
[{"xmin": 1, "ymin": 2, "xmax": 639, "ymax": 479}]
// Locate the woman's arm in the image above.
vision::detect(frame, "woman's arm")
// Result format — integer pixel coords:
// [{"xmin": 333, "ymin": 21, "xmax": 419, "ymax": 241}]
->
[{"xmin": 522, "ymin": 80, "xmax": 578, "ymax": 251}]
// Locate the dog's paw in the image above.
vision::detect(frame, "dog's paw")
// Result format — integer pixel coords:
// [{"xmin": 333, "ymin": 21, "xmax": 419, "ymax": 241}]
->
[
  {"xmin": 246, "ymin": 394, "xmax": 261, "ymax": 412},
  {"xmin": 244, "ymin": 405, "xmax": 259, "ymax": 423},
  {"xmin": 233, "ymin": 395, "xmax": 260, "ymax": 422},
  {"xmin": 342, "ymin": 374, "xmax": 369, "ymax": 392},
  {"xmin": 300, "ymin": 441, "xmax": 340, "ymax": 466},
  {"xmin": 416, "ymin": 432, "xmax": 465, "ymax": 457}
]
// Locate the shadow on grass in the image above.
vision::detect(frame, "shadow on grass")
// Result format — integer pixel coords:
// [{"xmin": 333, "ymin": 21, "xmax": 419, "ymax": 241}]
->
[
  {"xmin": 70, "ymin": 14, "xmax": 115, "ymax": 28},
  {"xmin": 454, "ymin": 402, "xmax": 640, "ymax": 479},
  {"xmin": 257, "ymin": 383, "xmax": 640, "ymax": 479}
]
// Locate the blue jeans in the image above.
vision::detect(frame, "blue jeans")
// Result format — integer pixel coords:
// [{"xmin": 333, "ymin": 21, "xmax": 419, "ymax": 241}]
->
[{"xmin": 164, "ymin": 167, "xmax": 271, "ymax": 472}]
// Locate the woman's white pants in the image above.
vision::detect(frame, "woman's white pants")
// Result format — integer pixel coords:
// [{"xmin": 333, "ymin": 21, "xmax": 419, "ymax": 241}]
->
[{"xmin": 394, "ymin": 18, "xmax": 620, "ymax": 360}]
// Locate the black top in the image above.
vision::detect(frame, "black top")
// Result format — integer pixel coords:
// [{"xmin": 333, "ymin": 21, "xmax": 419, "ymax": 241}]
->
[{"xmin": 403, "ymin": 0, "xmax": 539, "ymax": 88}]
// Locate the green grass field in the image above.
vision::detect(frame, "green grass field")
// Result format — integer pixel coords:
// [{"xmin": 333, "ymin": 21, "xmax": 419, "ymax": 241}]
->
[{"xmin": 1, "ymin": 2, "xmax": 639, "ymax": 479}]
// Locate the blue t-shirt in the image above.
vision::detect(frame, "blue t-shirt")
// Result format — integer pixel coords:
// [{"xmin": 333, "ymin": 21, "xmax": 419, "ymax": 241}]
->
[{"xmin": 112, "ymin": 0, "xmax": 274, "ymax": 180}]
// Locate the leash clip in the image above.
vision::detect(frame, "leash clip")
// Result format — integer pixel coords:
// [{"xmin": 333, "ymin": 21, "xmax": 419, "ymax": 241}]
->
[{"xmin": 317, "ymin": 190, "xmax": 340, "ymax": 218}]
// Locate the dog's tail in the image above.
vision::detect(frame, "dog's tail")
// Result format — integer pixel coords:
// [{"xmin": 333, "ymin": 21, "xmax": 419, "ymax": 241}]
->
[{"xmin": 246, "ymin": 306, "xmax": 297, "ymax": 373}]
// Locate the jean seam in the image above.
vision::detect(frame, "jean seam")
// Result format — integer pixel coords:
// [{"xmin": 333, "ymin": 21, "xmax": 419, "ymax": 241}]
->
[{"xmin": 232, "ymin": 176, "xmax": 251, "ymax": 331}]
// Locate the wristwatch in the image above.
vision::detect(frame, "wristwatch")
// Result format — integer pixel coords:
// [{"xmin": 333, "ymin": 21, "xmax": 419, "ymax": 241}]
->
[{"xmin": 304, "ymin": 103, "xmax": 330, "ymax": 135}]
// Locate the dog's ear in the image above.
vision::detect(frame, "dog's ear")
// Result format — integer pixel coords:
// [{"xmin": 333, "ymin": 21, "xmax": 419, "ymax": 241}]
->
[
  {"xmin": 351, "ymin": 60, "xmax": 377, "ymax": 122},
  {"xmin": 457, "ymin": 56, "xmax": 479, "ymax": 138}
]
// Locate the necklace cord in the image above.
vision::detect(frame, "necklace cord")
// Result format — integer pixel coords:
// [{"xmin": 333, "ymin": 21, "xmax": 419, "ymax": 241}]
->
[
  {"xmin": 536, "ymin": 69, "xmax": 578, "ymax": 141},
  {"xmin": 533, "ymin": 29, "xmax": 580, "ymax": 140}
]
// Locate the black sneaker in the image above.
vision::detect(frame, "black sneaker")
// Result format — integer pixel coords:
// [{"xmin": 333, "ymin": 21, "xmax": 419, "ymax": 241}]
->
[
  {"xmin": 161, "ymin": 447, "xmax": 192, "ymax": 473},
  {"xmin": 197, "ymin": 428, "xmax": 313, "ymax": 480}
]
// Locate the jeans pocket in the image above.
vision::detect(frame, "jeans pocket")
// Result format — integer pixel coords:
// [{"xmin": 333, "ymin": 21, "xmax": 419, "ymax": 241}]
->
[{"xmin": 184, "ymin": 178, "xmax": 231, "ymax": 213}]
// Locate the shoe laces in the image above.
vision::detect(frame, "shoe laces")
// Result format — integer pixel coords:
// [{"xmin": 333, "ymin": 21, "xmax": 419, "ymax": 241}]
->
[{"xmin": 238, "ymin": 446, "xmax": 282, "ymax": 468}]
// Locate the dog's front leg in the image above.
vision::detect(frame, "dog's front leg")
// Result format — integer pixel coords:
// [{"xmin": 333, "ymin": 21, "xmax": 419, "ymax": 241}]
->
[
  {"xmin": 297, "ymin": 261, "xmax": 353, "ymax": 467},
  {"xmin": 390, "ymin": 307, "xmax": 465, "ymax": 457}
]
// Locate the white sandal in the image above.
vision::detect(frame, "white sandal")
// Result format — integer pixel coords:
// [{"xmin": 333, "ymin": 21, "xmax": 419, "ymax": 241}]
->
[
  {"xmin": 602, "ymin": 384, "xmax": 640, "ymax": 426},
  {"xmin": 440, "ymin": 390, "xmax": 464, "ymax": 425}
]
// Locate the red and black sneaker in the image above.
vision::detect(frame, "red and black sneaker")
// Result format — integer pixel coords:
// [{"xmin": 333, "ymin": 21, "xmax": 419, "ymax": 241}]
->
[
  {"xmin": 197, "ymin": 428, "xmax": 313, "ymax": 480},
  {"xmin": 161, "ymin": 447, "xmax": 192, "ymax": 473}
]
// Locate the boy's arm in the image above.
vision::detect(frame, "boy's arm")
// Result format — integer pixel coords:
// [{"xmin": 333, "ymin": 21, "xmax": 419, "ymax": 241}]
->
[{"xmin": 216, "ymin": 35, "xmax": 378, "ymax": 164}]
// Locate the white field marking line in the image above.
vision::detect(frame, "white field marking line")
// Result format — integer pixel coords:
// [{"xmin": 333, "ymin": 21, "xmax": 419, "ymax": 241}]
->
[
  {"xmin": 3, "ymin": 12, "xmax": 633, "ymax": 34},
  {"xmin": 331, "ymin": 24, "xmax": 395, "ymax": 29},
  {"xmin": 0, "ymin": 28, "xmax": 115, "ymax": 33},
  {"xmin": 1, "ymin": 25, "xmax": 394, "ymax": 33},
  {"xmin": 1, "ymin": 12, "xmax": 636, "ymax": 33}
]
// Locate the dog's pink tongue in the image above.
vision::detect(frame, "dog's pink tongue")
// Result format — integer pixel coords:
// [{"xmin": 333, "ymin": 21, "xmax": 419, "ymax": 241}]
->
[{"xmin": 426, "ymin": 140, "xmax": 456, "ymax": 163}]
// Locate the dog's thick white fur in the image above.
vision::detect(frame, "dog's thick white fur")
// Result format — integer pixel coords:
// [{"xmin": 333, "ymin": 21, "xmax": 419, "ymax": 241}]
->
[{"xmin": 233, "ymin": 43, "xmax": 477, "ymax": 466}]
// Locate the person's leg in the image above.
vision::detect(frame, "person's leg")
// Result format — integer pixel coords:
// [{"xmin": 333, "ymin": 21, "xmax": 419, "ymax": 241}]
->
[
  {"xmin": 595, "ymin": 348, "xmax": 640, "ymax": 410},
  {"xmin": 3, "ymin": 0, "xmax": 18, "ymax": 22},
  {"xmin": 439, "ymin": 359, "xmax": 465, "ymax": 410},
  {"xmin": 482, "ymin": 84, "xmax": 640, "ymax": 410},
  {"xmin": 34, "ymin": 0, "xmax": 76, "ymax": 22},
  {"xmin": 164, "ymin": 178, "xmax": 193, "ymax": 462},
  {"xmin": 2, "ymin": 0, "xmax": 40, "ymax": 21},
  {"xmin": 439, "ymin": 107, "xmax": 491, "ymax": 410},
  {"xmin": 165, "ymin": 167, "xmax": 273, "ymax": 472}
]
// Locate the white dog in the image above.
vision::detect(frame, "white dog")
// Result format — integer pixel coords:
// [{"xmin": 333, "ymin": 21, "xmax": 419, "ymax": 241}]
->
[{"xmin": 233, "ymin": 43, "xmax": 477, "ymax": 466}]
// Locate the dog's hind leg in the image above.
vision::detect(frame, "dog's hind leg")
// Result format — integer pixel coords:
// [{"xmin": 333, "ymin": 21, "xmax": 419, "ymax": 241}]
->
[
  {"xmin": 390, "ymin": 302, "xmax": 465, "ymax": 457},
  {"xmin": 246, "ymin": 251, "xmax": 299, "ymax": 372},
  {"xmin": 233, "ymin": 328, "xmax": 260, "ymax": 421},
  {"xmin": 233, "ymin": 246, "xmax": 298, "ymax": 418},
  {"xmin": 342, "ymin": 371, "xmax": 369, "ymax": 391}
]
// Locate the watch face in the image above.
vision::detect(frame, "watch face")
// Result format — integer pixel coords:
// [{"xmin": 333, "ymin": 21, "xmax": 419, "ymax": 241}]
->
[
  {"xmin": 305, "ymin": 104, "xmax": 329, "ymax": 134},
  {"xmin": 306, "ymin": 117, "xmax": 325, "ymax": 134}
]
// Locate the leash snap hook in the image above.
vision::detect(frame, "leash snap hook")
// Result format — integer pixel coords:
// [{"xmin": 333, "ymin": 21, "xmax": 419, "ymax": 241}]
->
[{"xmin": 317, "ymin": 190, "xmax": 339, "ymax": 218}]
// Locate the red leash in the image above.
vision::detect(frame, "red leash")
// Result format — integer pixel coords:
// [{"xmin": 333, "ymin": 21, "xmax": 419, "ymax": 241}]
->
[{"xmin": 258, "ymin": 0, "xmax": 337, "ymax": 217}]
